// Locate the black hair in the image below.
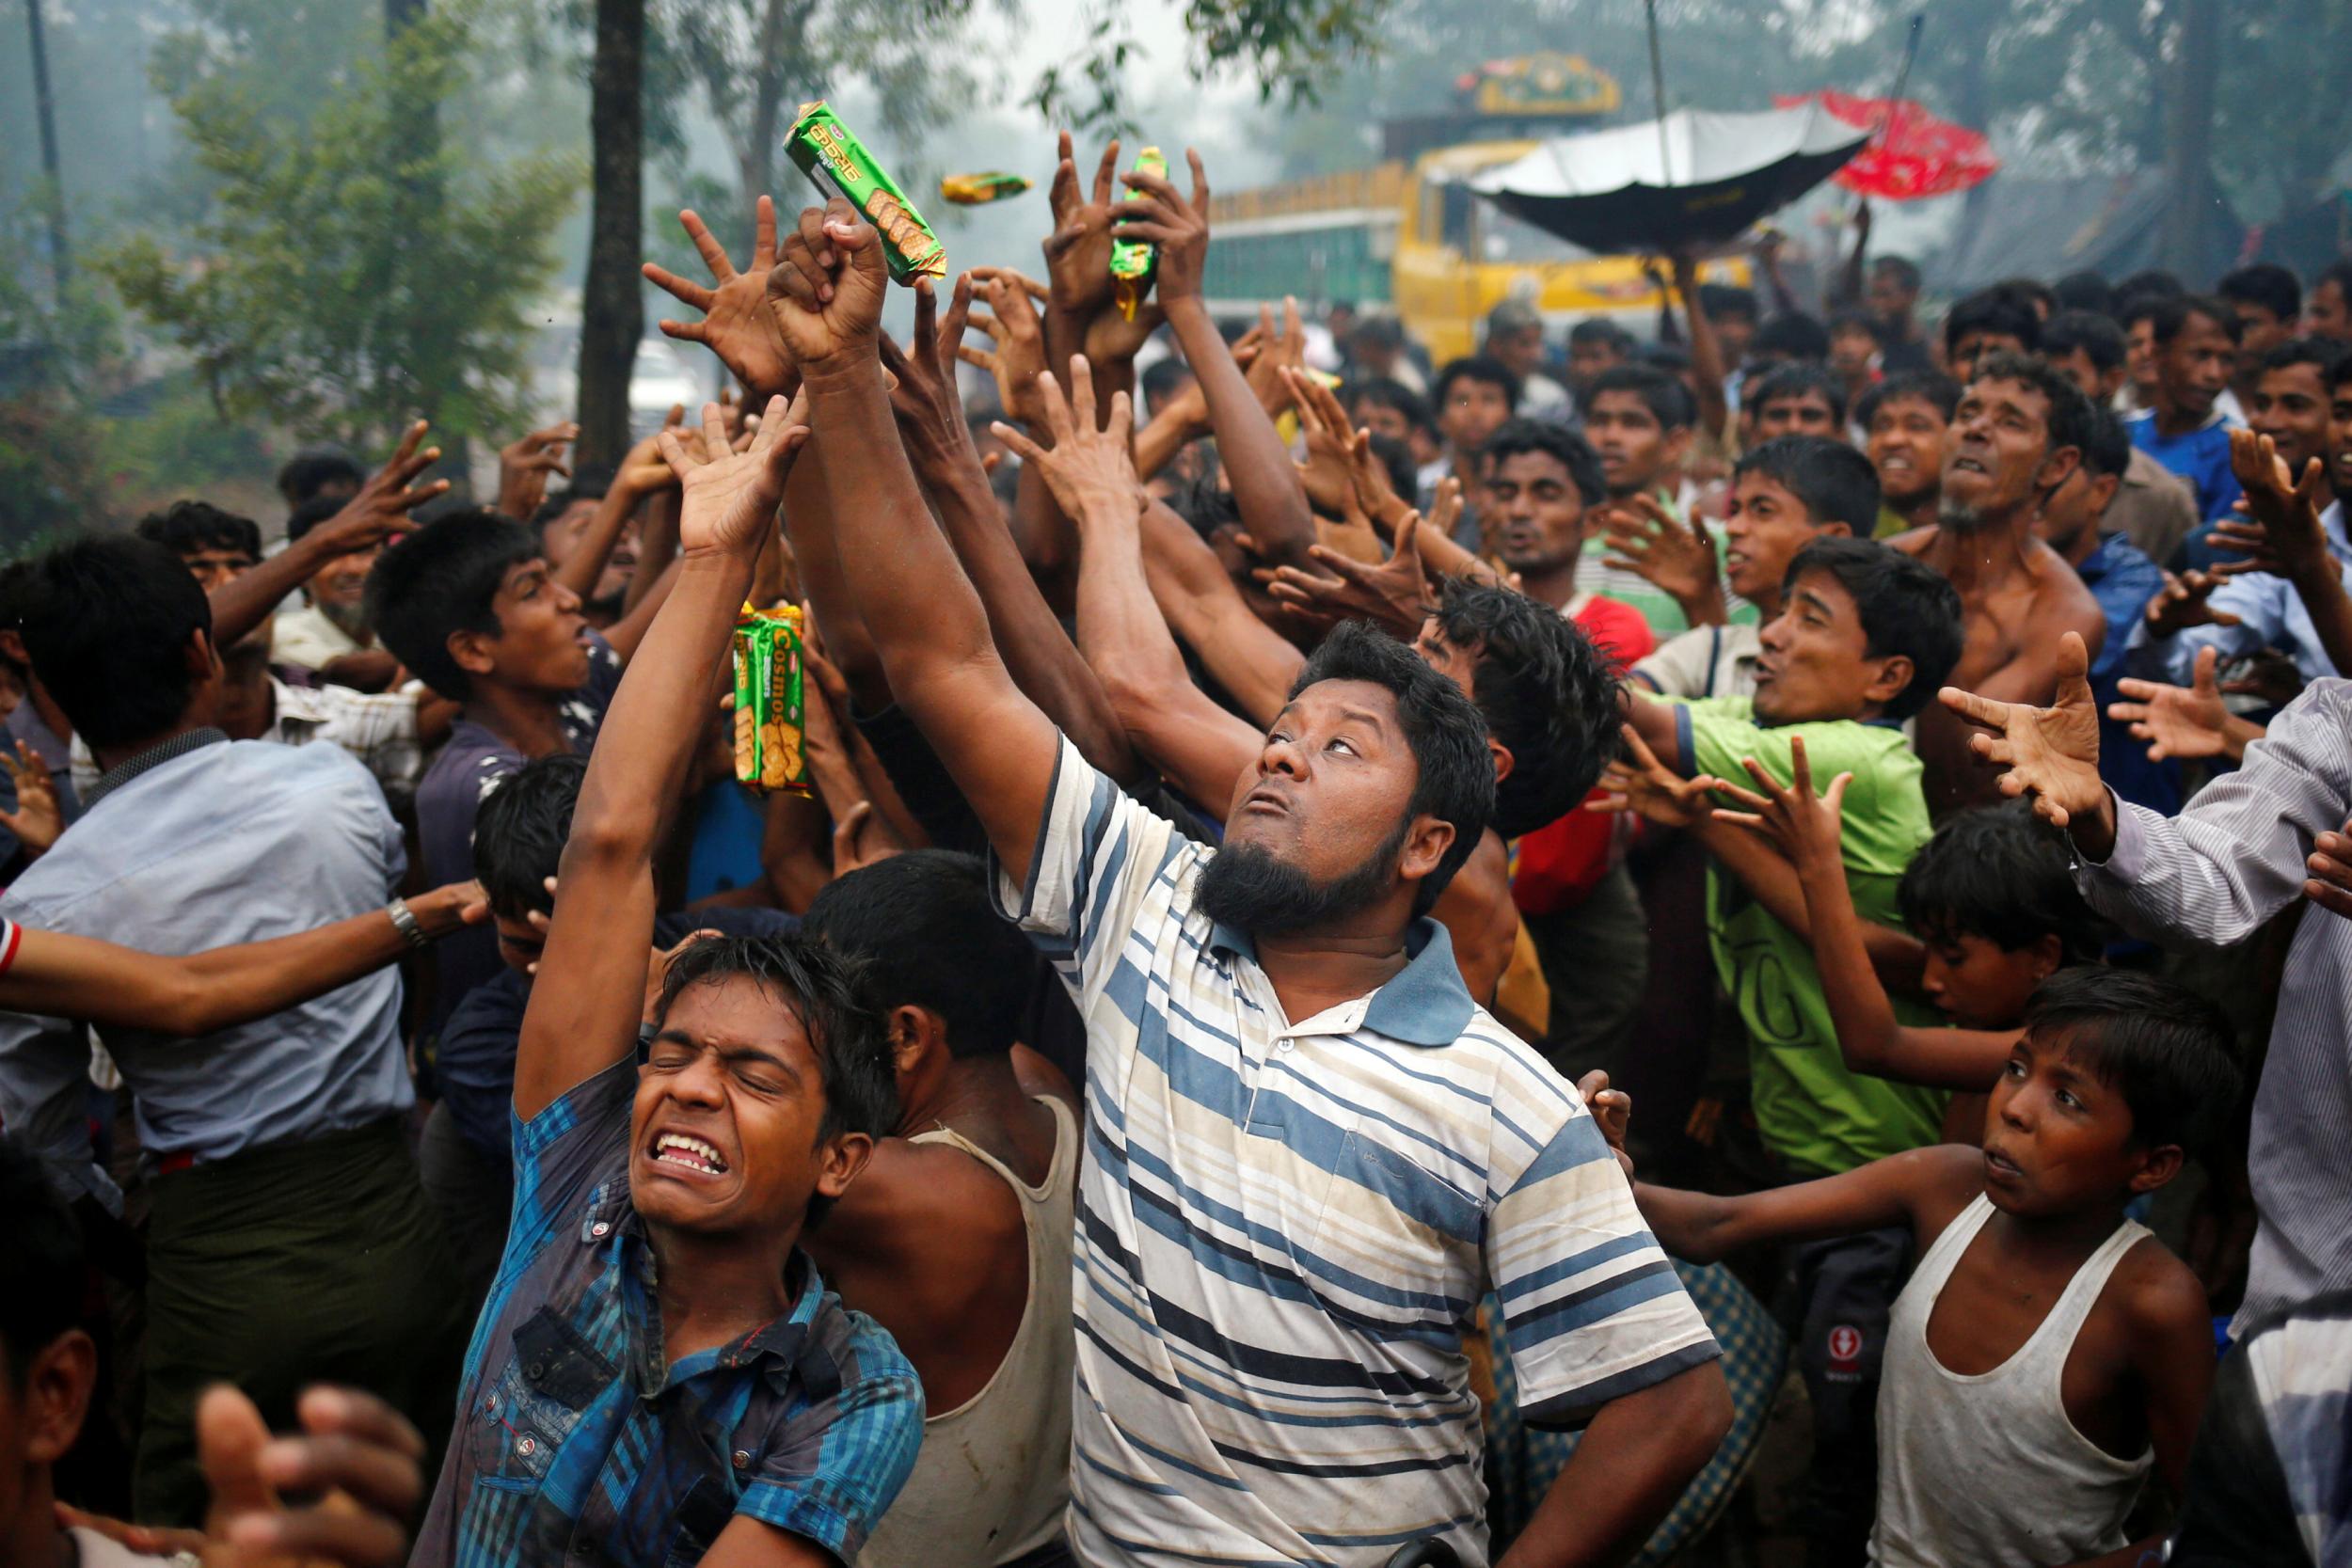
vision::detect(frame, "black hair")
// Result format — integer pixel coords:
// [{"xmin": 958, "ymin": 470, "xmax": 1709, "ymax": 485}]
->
[
  {"xmin": 473, "ymin": 754, "xmax": 585, "ymax": 919},
  {"xmin": 1869, "ymin": 255, "xmax": 1922, "ymax": 293},
  {"xmin": 1584, "ymin": 363, "xmax": 1695, "ymax": 432},
  {"xmin": 1637, "ymin": 341, "xmax": 1692, "ymax": 374},
  {"xmin": 364, "ymin": 509, "xmax": 540, "ymax": 700},
  {"xmin": 1781, "ymin": 536, "xmax": 1963, "ymax": 720},
  {"xmin": 20, "ymin": 536, "xmax": 213, "ymax": 749},
  {"xmin": 2149, "ymin": 294, "xmax": 2244, "ymax": 347},
  {"xmin": 1698, "ymin": 283, "xmax": 1758, "ymax": 325},
  {"xmin": 1567, "ymin": 318, "xmax": 1635, "ymax": 353},
  {"xmin": 277, "ymin": 447, "xmax": 366, "ymax": 509},
  {"xmin": 1828, "ymin": 309, "xmax": 1884, "ymax": 346},
  {"xmin": 657, "ymin": 934, "xmax": 899, "ymax": 1148},
  {"xmin": 135, "ymin": 500, "xmax": 261, "ymax": 563},
  {"xmin": 2051, "ymin": 271, "xmax": 2118, "ymax": 318},
  {"xmin": 1431, "ymin": 576, "xmax": 1621, "ymax": 838},
  {"xmin": 2217, "ymin": 263, "xmax": 2301, "ymax": 325},
  {"xmin": 1164, "ymin": 475, "xmax": 1242, "ymax": 540},
  {"xmin": 2021, "ymin": 968, "xmax": 2241, "ymax": 1153},
  {"xmin": 2333, "ymin": 353, "xmax": 2352, "ymax": 393},
  {"xmin": 1994, "ymin": 277, "xmax": 2057, "ymax": 320},
  {"xmin": 1292, "ymin": 620, "xmax": 1495, "ymax": 916},
  {"xmin": 2258, "ymin": 335, "xmax": 2347, "ymax": 382},
  {"xmin": 0, "ymin": 1137, "xmax": 82, "ymax": 1386},
  {"xmin": 1899, "ymin": 802, "xmax": 2107, "ymax": 963},
  {"xmin": 1365, "ymin": 431, "xmax": 1421, "ymax": 504},
  {"xmin": 2080, "ymin": 404, "xmax": 2132, "ymax": 483},
  {"xmin": 2114, "ymin": 270, "xmax": 2185, "ymax": 310},
  {"xmin": 1752, "ymin": 311, "xmax": 1830, "ymax": 362},
  {"xmin": 1855, "ymin": 369, "xmax": 1962, "ymax": 430},
  {"xmin": 2318, "ymin": 260, "xmax": 2352, "ymax": 305},
  {"xmin": 1483, "ymin": 418, "xmax": 1607, "ymax": 505},
  {"xmin": 1140, "ymin": 356, "xmax": 1198, "ymax": 412},
  {"xmin": 1734, "ymin": 436, "xmax": 1882, "ymax": 534},
  {"xmin": 1351, "ymin": 377, "xmax": 1437, "ymax": 438},
  {"xmin": 284, "ymin": 493, "xmax": 349, "ymax": 546},
  {"xmin": 1350, "ymin": 315, "xmax": 1406, "ymax": 352},
  {"xmin": 802, "ymin": 850, "xmax": 1036, "ymax": 1060},
  {"xmin": 1747, "ymin": 361, "xmax": 1848, "ymax": 428},
  {"xmin": 1945, "ymin": 288, "xmax": 2042, "ymax": 356},
  {"xmin": 0, "ymin": 562, "xmax": 32, "ymax": 678},
  {"xmin": 1433, "ymin": 356, "xmax": 1521, "ymax": 413},
  {"xmin": 2041, "ymin": 309, "xmax": 2128, "ymax": 375},
  {"xmin": 1969, "ymin": 351, "xmax": 2100, "ymax": 468}
]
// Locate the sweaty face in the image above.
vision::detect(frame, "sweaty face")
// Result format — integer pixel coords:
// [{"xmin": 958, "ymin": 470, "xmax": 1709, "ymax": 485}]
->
[
  {"xmin": 1947, "ymin": 330, "xmax": 2026, "ymax": 388},
  {"xmin": 2158, "ymin": 311, "xmax": 2237, "ymax": 422},
  {"xmin": 479, "ymin": 558, "xmax": 593, "ymax": 693},
  {"xmin": 180, "ymin": 546, "xmax": 257, "ymax": 594},
  {"xmin": 1566, "ymin": 337, "xmax": 1625, "ymax": 397},
  {"xmin": 1582, "ymin": 389, "xmax": 1675, "ymax": 495},
  {"xmin": 1754, "ymin": 390, "xmax": 1841, "ymax": 442},
  {"xmin": 1920, "ymin": 931, "xmax": 2052, "ymax": 1031},
  {"xmin": 1212, "ymin": 679, "xmax": 1427, "ymax": 931},
  {"xmin": 630, "ymin": 975, "xmax": 849, "ymax": 1236},
  {"xmin": 1867, "ymin": 394, "xmax": 1950, "ymax": 510},
  {"xmin": 2310, "ymin": 278, "xmax": 2352, "ymax": 343},
  {"xmin": 1482, "ymin": 450, "xmax": 1587, "ymax": 574},
  {"xmin": 1943, "ymin": 375, "xmax": 2060, "ymax": 525},
  {"xmin": 1724, "ymin": 471, "xmax": 1838, "ymax": 606},
  {"xmin": 1438, "ymin": 378, "xmax": 1512, "ymax": 453},
  {"xmin": 2248, "ymin": 363, "xmax": 2331, "ymax": 480},
  {"xmin": 1981, "ymin": 1031, "xmax": 2153, "ymax": 1218},
  {"xmin": 1752, "ymin": 567, "xmax": 1897, "ymax": 725}
]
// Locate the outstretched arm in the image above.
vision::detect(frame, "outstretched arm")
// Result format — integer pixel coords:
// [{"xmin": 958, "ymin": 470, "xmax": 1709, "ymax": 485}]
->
[
  {"xmin": 766, "ymin": 200, "xmax": 1060, "ymax": 879},
  {"xmin": 513, "ymin": 399, "xmax": 807, "ymax": 1122},
  {"xmin": 1637, "ymin": 1143, "xmax": 1966, "ymax": 1264},
  {"xmin": 1671, "ymin": 252, "xmax": 1733, "ymax": 441},
  {"xmin": 1139, "ymin": 499, "xmax": 1304, "ymax": 726}
]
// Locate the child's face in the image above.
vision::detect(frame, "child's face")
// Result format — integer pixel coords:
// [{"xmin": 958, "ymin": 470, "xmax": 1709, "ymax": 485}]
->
[
  {"xmin": 1583, "ymin": 390, "xmax": 1682, "ymax": 495},
  {"xmin": 1724, "ymin": 472, "xmax": 1842, "ymax": 605},
  {"xmin": 1438, "ymin": 378, "xmax": 1512, "ymax": 452},
  {"xmin": 1981, "ymin": 1031, "xmax": 2170, "ymax": 1216},
  {"xmin": 472, "ymin": 558, "xmax": 593, "ymax": 695},
  {"xmin": 1919, "ymin": 931, "xmax": 2058, "ymax": 1032},
  {"xmin": 1865, "ymin": 394, "xmax": 1950, "ymax": 511}
]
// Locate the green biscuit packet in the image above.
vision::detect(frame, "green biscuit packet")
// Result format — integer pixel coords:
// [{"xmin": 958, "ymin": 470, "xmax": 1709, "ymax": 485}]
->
[
  {"xmin": 786, "ymin": 102, "xmax": 946, "ymax": 283},
  {"xmin": 731, "ymin": 603, "xmax": 810, "ymax": 795},
  {"xmin": 1108, "ymin": 146, "xmax": 1168, "ymax": 287}
]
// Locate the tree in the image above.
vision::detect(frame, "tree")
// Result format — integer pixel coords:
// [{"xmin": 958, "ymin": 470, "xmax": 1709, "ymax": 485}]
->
[
  {"xmin": 96, "ymin": 6, "xmax": 580, "ymax": 454},
  {"xmin": 578, "ymin": 0, "xmax": 645, "ymax": 471}
]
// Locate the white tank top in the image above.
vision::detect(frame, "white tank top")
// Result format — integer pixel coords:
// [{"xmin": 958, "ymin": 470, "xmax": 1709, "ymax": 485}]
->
[
  {"xmin": 859, "ymin": 1096, "xmax": 1077, "ymax": 1568},
  {"xmin": 1869, "ymin": 1196, "xmax": 2154, "ymax": 1568}
]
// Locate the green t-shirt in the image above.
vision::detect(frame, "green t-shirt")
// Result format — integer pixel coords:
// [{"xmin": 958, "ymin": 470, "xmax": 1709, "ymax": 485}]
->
[
  {"xmin": 1676, "ymin": 696, "xmax": 1947, "ymax": 1177},
  {"xmin": 1575, "ymin": 488, "xmax": 1760, "ymax": 638}
]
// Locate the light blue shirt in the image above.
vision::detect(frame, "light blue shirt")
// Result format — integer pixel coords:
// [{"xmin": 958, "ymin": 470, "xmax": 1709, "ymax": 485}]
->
[
  {"xmin": 2128, "ymin": 501, "xmax": 2352, "ymax": 688},
  {"xmin": 0, "ymin": 734, "xmax": 410, "ymax": 1210}
]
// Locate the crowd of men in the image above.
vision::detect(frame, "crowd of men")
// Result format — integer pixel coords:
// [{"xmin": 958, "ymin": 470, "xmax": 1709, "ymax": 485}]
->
[{"xmin": 4, "ymin": 134, "xmax": 2352, "ymax": 1568}]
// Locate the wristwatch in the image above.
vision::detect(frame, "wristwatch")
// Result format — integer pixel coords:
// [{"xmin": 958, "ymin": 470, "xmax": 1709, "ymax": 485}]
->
[{"xmin": 386, "ymin": 896, "xmax": 431, "ymax": 950}]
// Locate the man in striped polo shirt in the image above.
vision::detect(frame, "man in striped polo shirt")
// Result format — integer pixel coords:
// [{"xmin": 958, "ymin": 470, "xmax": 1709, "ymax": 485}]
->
[{"xmin": 769, "ymin": 185, "xmax": 1730, "ymax": 1568}]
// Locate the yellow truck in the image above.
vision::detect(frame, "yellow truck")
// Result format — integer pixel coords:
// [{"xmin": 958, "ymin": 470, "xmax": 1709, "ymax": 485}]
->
[{"xmin": 1204, "ymin": 55, "xmax": 1748, "ymax": 363}]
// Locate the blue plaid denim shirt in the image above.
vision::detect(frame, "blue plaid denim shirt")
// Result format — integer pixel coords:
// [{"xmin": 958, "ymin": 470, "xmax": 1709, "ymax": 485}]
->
[{"xmin": 412, "ymin": 1061, "xmax": 924, "ymax": 1568}]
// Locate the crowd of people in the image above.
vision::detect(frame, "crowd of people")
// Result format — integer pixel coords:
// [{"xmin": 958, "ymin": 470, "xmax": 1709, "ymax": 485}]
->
[{"xmin": 4, "ymin": 132, "xmax": 2351, "ymax": 1568}]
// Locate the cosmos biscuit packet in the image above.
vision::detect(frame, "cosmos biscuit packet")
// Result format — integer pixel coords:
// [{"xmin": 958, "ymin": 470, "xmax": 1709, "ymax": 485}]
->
[
  {"xmin": 786, "ymin": 102, "xmax": 947, "ymax": 283},
  {"xmin": 939, "ymin": 171, "xmax": 1031, "ymax": 205},
  {"xmin": 1107, "ymin": 145, "xmax": 1168, "ymax": 322},
  {"xmin": 731, "ymin": 603, "xmax": 810, "ymax": 795}
]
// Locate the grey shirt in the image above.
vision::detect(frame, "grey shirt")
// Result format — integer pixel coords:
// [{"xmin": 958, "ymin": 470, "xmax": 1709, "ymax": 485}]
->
[
  {"xmin": 0, "ymin": 732, "xmax": 409, "ymax": 1211},
  {"xmin": 2073, "ymin": 677, "xmax": 2352, "ymax": 1334}
]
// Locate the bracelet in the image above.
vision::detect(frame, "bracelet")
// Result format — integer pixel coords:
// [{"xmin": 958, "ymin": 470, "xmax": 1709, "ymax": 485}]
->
[{"xmin": 386, "ymin": 897, "xmax": 431, "ymax": 950}]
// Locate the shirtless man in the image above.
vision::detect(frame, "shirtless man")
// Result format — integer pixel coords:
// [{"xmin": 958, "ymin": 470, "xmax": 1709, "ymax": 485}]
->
[{"xmin": 1891, "ymin": 352, "xmax": 2107, "ymax": 816}]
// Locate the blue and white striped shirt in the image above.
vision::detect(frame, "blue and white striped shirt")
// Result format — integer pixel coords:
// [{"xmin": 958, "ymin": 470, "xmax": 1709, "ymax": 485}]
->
[{"xmin": 998, "ymin": 738, "xmax": 1720, "ymax": 1567}]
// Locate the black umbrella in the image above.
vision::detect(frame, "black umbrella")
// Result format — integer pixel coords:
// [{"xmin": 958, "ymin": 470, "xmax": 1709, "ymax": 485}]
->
[{"xmin": 1464, "ymin": 103, "xmax": 1869, "ymax": 256}]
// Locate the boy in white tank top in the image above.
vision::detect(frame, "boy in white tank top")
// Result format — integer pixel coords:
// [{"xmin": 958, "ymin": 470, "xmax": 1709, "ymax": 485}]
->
[{"xmin": 1604, "ymin": 968, "xmax": 2238, "ymax": 1567}]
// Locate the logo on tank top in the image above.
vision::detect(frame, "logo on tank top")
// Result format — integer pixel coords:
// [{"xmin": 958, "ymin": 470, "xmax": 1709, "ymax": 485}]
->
[{"xmin": 1826, "ymin": 1323, "xmax": 1865, "ymax": 1376}]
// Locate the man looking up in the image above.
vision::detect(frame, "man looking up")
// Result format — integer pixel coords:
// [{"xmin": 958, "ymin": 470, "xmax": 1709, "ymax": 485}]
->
[
  {"xmin": 2127, "ymin": 294, "xmax": 2246, "ymax": 528},
  {"xmin": 0, "ymin": 537, "xmax": 466, "ymax": 1524},
  {"xmin": 1893, "ymin": 353, "xmax": 2108, "ymax": 816},
  {"xmin": 2042, "ymin": 309, "xmax": 2201, "ymax": 565},
  {"xmin": 1858, "ymin": 371, "xmax": 1959, "ymax": 538},
  {"xmin": 769, "ymin": 185, "xmax": 1730, "ymax": 1567},
  {"xmin": 410, "ymin": 400, "xmax": 924, "ymax": 1568}
]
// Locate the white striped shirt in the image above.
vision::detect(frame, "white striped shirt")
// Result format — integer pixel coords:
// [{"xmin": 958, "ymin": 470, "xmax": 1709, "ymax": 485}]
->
[
  {"xmin": 997, "ymin": 738, "xmax": 1719, "ymax": 1567},
  {"xmin": 2073, "ymin": 677, "xmax": 2352, "ymax": 1335}
]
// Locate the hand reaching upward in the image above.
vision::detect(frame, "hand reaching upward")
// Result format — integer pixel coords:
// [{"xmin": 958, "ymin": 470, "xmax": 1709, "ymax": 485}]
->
[
  {"xmin": 989, "ymin": 356, "xmax": 1140, "ymax": 525},
  {"xmin": 1937, "ymin": 629, "xmax": 2112, "ymax": 848},
  {"xmin": 644, "ymin": 199, "xmax": 798, "ymax": 401},
  {"xmin": 1042, "ymin": 132, "xmax": 1123, "ymax": 316},
  {"xmin": 657, "ymin": 393, "xmax": 810, "ymax": 559},
  {"xmin": 765, "ymin": 198, "xmax": 889, "ymax": 375},
  {"xmin": 1107, "ymin": 150, "xmax": 1210, "ymax": 305}
]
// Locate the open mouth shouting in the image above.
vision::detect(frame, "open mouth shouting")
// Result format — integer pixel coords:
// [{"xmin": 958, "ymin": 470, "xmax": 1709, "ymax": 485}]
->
[{"xmin": 648, "ymin": 1131, "xmax": 730, "ymax": 1177}]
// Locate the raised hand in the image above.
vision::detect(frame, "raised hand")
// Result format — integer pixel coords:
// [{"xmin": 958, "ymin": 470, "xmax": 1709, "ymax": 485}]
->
[
  {"xmin": 2143, "ymin": 565, "xmax": 2248, "ymax": 636},
  {"xmin": 1936, "ymin": 629, "xmax": 2107, "ymax": 832},
  {"xmin": 1587, "ymin": 722, "xmax": 1722, "ymax": 829},
  {"xmin": 1242, "ymin": 297, "xmax": 1309, "ymax": 419},
  {"xmin": 2305, "ymin": 816, "xmax": 2352, "ymax": 922},
  {"xmin": 1261, "ymin": 511, "xmax": 1434, "ymax": 641},
  {"xmin": 1705, "ymin": 735, "xmax": 1851, "ymax": 873},
  {"xmin": 1598, "ymin": 493, "xmax": 1722, "ymax": 613},
  {"xmin": 764, "ymin": 198, "xmax": 889, "ymax": 374},
  {"xmin": 1107, "ymin": 149, "xmax": 1211, "ymax": 305},
  {"xmin": 495, "ymin": 420, "xmax": 580, "ymax": 522},
  {"xmin": 198, "ymin": 1384, "xmax": 425, "ymax": 1567},
  {"xmin": 1042, "ymin": 132, "xmax": 1123, "ymax": 316},
  {"xmin": 656, "ymin": 394, "xmax": 810, "ymax": 558},
  {"xmin": 881, "ymin": 273, "xmax": 979, "ymax": 467},
  {"xmin": 961, "ymin": 268, "xmax": 1054, "ymax": 429},
  {"xmin": 0, "ymin": 740, "xmax": 64, "ymax": 858},
  {"xmin": 645, "ymin": 199, "xmax": 798, "ymax": 401},
  {"xmin": 2108, "ymin": 644, "xmax": 2244, "ymax": 762},
  {"xmin": 2218, "ymin": 426, "xmax": 2331, "ymax": 579},
  {"xmin": 1283, "ymin": 365, "xmax": 1359, "ymax": 515},
  {"xmin": 989, "ymin": 357, "xmax": 1140, "ymax": 524},
  {"xmin": 310, "ymin": 422, "xmax": 449, "ymax": 556}
]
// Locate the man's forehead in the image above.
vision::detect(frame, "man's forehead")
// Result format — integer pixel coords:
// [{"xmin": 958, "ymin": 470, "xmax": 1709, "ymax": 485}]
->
[
  {"xmin": 1785, "ymin": 569, "xmax": 1855, "ymax": 619},
  {"xmin": 1491, "ymin": 449, "xmax": 1572, "ymax": 483},
  {"xmin": 1964, "ymin": 376, "xmax": 2049, "ymax": 421},
  {"xmin": 1290, "ymin": 676, "xmax": 1399, "ymax": 723},
  {"xmin": 2260, "ymin": 364, "xmax": 2327, "ymax": 398},
  {"xmin": 1585, "ymin": 390, "xmax": 1655, "ymax": 422}
]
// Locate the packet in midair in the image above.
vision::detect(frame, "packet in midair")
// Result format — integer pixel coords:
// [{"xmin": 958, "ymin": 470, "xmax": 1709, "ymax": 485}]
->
[
  {"xmin": 785, "ymin": 102, "xmax": 947, "ymax": 283},
  {"xmin": 939, "ymin": 171, "xmax": 1032, "ymax": 206},
  {"xmin": 1108, "ymin": 146, "xmax": 1168, "ymax": 322},
  {"xmin": 731, "ymin": 603, "xmax": 811, "ymax": 795}
]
